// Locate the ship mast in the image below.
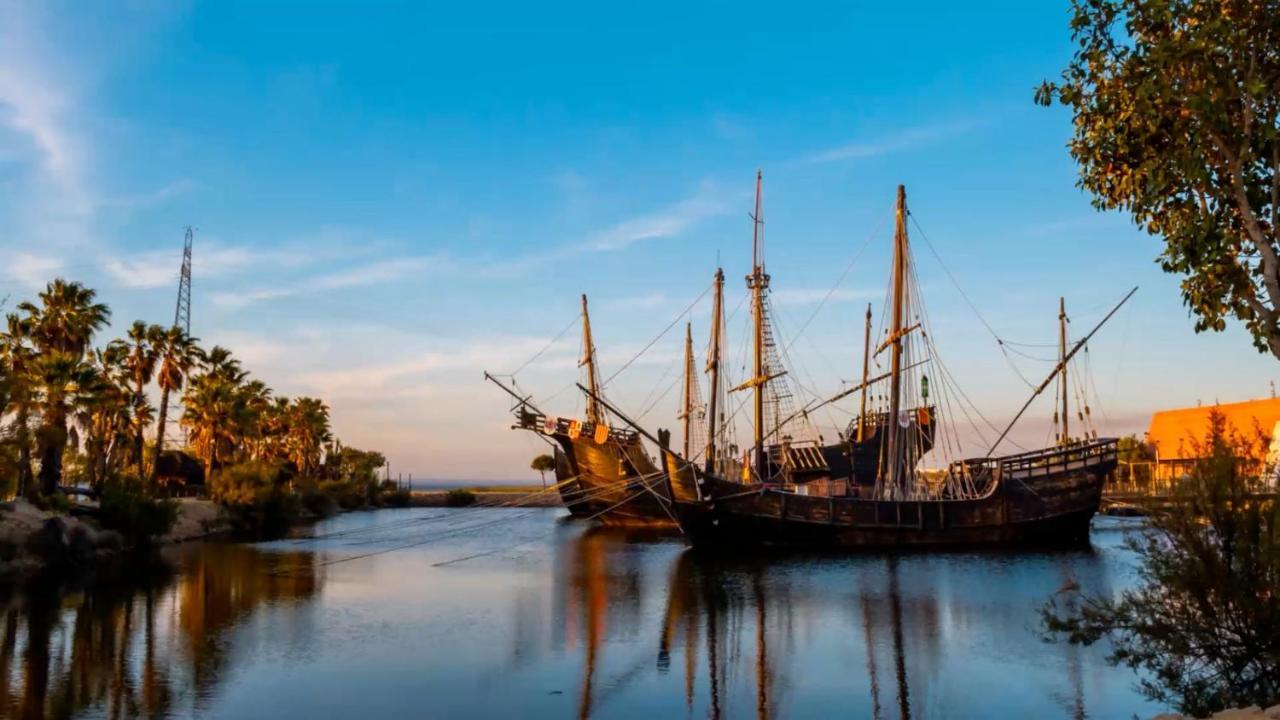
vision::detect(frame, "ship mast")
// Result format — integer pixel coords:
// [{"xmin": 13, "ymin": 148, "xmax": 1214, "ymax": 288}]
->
[
  {"xmin": 680, "ymin": 322, "xmax": 696, "ymax": 458},
  {"xmin": 748, "ymin": 170, "xmax": 769, "ymax": 483},
  {"xmin": 580, "ymin": 293, "xmax": 605, "ymax": 425},
  {"xmin": 858, "ymin": 303, "xmax": 872, "ymax": 442},
  {"xmin": 883, "ymin": 185, "xmax": 909, "ymax": 499},
  {"xmin": 1058, "ymin": 297, "xmax": 1069, "ymax": 446},
  {"xmin": 705, "ymin": 268, "xmax": 725, "ymax": 475}
]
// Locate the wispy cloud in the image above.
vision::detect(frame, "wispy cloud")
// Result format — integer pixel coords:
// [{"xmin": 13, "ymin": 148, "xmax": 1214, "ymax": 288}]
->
[
  {"xmin": 104, "ymin": 242, "xmax": 280, "ymax": 290},
  {"xmin": 583, "ymin": 182, "xmax": 731, "ymax": 252},
  {"xmin": 101, "ymin": 178, "xmax": 199, "ymax": 211},
  {"xmin": 604, "ymin": 291, "xmax": 669, "ymax": 310},
  {"xmin": 7, "ymin": 253, "xmax": 65, "ymax": 289},
  {"xmin": 211, "ymin": 255, "xmax": 445, "ymax": 309},
  {"xmin": 295, "ymin": 333, "xmax": 574, "ymax": 397},
  {"xmin": 772, "ymin": 287, "xmax": 877, "ymax": 306},
  {"xmin": 0, "ymin": 2, "xmax": 94, "ymax": 244},
  {"xmin": 803, "ymin": 120, "xmax": 981, "ymax": 165}
]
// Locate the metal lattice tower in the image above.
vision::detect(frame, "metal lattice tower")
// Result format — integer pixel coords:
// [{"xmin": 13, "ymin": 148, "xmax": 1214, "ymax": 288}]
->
[{"xmin": 174, "ymin": 226, "xmax": 193, "ymax": 333}]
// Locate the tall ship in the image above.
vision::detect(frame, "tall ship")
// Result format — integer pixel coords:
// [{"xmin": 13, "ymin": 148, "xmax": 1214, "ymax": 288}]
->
[
  {"xmin": 648, "ymin": 183, "xmax": 1125, "ymax": 548},
  {"xmin": 487, "ymin": 295, "xmax": 675, "ymax": 525},
  {"xmin": 654, "ymin": 173, "xmax": 937, "ymax": 513}
]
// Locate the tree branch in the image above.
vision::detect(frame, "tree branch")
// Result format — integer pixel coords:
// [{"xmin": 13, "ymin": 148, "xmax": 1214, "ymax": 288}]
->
[
  {"xmin": 1271, "ymin": 139, "xmax": 1278, "ymax": 237},
  {"xmin": 1203, "ymin": 124, "xmax": 1280, "ymax": 327}
]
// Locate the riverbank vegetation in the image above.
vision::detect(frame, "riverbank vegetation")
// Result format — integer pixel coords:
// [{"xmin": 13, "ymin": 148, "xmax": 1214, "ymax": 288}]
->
[
  {"xmin": 0, "ymin": 278, "xmax": 398, "ymax": 562},
  {"xmin": 1044, "ymin": 411, "xmax": 1280, "ymax": 716}
]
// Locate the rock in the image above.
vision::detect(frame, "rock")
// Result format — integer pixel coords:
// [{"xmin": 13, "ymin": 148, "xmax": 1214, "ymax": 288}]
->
[
  {"xmin": 162, "ymin": 499, "xmax": 231, "ymax": 543},
  {"xmin": 1264, "ymin": 705, "xmax": 1280, "ymax": 719},
  {"xmin": 1210, "ymin": 708, "xmax": 1263, "ymax": 720},
  {"xmin": 1151, "ymin": 714, "xmax": 1191, "ymax": 720}
]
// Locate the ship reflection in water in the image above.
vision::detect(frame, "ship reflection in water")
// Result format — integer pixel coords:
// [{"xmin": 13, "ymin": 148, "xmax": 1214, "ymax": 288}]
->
[{"xmin": 1, "ymin": 509, "xmax": 1161, "ymax": 719}]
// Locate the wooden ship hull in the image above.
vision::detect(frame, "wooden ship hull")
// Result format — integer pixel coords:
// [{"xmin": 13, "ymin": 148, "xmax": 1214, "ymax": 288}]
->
[
  {"xmin": 671, "ymin": 440, "xmax": 1117, "ymax": 548},
  {"xmin": 551, "ymin": 445, "xmax": 595, "ymax": 519},
  {"xmin": 546, "ymin": 424, "xmax": 675, "ymax": 526}
]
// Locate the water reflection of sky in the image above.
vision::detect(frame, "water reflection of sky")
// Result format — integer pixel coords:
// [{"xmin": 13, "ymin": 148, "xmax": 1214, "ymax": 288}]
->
[{"xmin": 1, "ymin": 510, "xmax": 1162, "ymax": 719}]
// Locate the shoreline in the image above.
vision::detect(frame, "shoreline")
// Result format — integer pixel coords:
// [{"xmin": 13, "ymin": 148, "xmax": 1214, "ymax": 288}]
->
[{"xmin": 408, "ymin": 489, "xmax": 561, "ymax": 508}]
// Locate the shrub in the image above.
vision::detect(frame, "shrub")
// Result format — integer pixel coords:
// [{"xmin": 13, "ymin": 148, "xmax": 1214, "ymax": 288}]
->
[
  {"xmin": 445, "ymin": 489, "xmax": 476, "ymax": 507},
  {"xmin": 380, "ymin": 482, "xmax": 411, "ymax": 508},
  {"xmin": 318, "ymin": 480, "xmax": 366, "ymax": 510},
  {"xmin": 1043, "ymin": 410, "xmax": 1280, "ymax": 716},
  {"xmin": 298, "ymin": 484, "xmax": 339, "ymax": 518},
  {"xmin": 34, "ymin": 491, "xmax": 73, "ymax": 514},
  {"xmin": 97, "ymin": 482, "xmax": 177, "ymax": 547},
  {"xmin": 210, "ymin": 461, "xmax": 299, "ymax": 536}
]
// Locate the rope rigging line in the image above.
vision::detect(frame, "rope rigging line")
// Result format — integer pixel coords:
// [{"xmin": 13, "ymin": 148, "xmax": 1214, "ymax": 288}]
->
[
  {"xmin": 906, "ymin": 213, "xmax": 1044, "ymax": 392},
  {"xmin": 504, "ymin": 313, "xmax": 581, "ymax": 378},
  {"xmin": 601, "ymin": 281, "xmax": 713, "ymax": 388},
  {"xmin": 778, "ymin": 211, "xmax": 889, "ymax": 359}
]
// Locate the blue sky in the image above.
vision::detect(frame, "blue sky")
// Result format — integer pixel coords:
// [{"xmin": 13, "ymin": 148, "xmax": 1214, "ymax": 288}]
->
[{"xmin": 1, "ymin": 0, "xmax": 1276, "ymax": 480}]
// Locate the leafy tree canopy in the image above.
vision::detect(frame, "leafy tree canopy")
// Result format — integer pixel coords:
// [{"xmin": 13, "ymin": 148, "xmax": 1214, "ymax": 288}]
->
[{"xmin": 1037, "ymin": 0, "xmax": 1280, "ymax": 357}]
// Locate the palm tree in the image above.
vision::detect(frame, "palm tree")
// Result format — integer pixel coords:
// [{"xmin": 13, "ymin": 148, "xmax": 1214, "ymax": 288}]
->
[
  {"xmin": 181, "ymin": 372, "xmax": 239, "ymax": 483},
  {"xmin": 107, "ymin": 321, "xmax": 159, "ymax": 473},
  {"xmin": 74, "ymin": 351, "xmax": 133, "ymax": 487},
  {"xmin": 531, "ymin": 454, "xmax": 555, "ymax": 489},
  {"xmin": 31, "ymin": 351, "xmax": 101, "ymax": 496},
  {"xmin": 20, "ymin": 280, "xmax": 110, "ymax": 496},
  {"xmin": 284, "ymin": 397, "xmax": 331, "ymax": 478},
  {"xmin": 0, "ymin": 314, "xmax": 37, "ymax": 496},
  {"xmin": 201, "ymin": 345, "xmax": 245, "ymax": 384},
  {"xmin": 18, "ymin": 279, "xmax": 110, "ymax": 356},
  {"xmin": 236, "ymin": 380, "xmax": 275, "ymax": 462},
  {"xmin": 149, "ymin": 327, "xmax": 201, "ymax": 484}
]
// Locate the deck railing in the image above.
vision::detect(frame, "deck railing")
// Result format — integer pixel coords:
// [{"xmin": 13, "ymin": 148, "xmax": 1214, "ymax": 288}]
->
[{"xmin": 510, "ymin": 407, "xmax": 640, "ymax": 444}]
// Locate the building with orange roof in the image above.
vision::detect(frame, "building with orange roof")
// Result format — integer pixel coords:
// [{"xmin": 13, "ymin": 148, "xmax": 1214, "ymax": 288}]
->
[{"xmin": 1144, "ymin": 397, "xmax": 1280, "ymax": 481}]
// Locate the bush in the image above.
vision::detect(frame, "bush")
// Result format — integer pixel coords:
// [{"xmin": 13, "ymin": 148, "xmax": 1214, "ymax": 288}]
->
[
  {"xmin": 210, "ymin": 461, "xmax": 299, "ymax": 536},
  {"xmin": 380, "ymin": 482, "xmax": 411, "ymax": 508},
  {"xmin": 34, "ymin": 491, "xmax": 73, "ymax": 514},
  {"xmin": 318, "ymin": 480, "xmax": 366, "ymax": 510},
  {"xmin": 1043, "ymin": 410, "xmax": 1280, "ymax": 716},
  {"xmin": 445, "ymin": 489, "xmax": 476, "ymax": 507},
  {"xmin": 97, "ymin": 482, "xmax": 177, "ymax": 547},
  {"xmin": 298, "ymin": 484, "xmax": 339, "ymax": 518}
]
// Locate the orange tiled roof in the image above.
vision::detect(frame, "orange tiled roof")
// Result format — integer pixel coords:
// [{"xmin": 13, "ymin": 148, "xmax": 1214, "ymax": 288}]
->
[{"xmin": 1145, "ymin": 397, "xmax": 1280, "ymax": 461}]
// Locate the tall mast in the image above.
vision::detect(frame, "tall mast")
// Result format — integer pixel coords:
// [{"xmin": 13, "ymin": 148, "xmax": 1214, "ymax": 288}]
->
[
  {"xmin": 858, "ymin": 303, "xmax": 872, "ymax": 442},
  {"xmin": 748, "ymin": 170, "xmax": 769, "ymax": 482},
  {"xmin": 705, "ymin": 268, "xmax": 725, "ymax": 475},
  {"xmin": 680, "ymin": 322, "xmax": 696, "ymax": 458},
  {"xmin": 883, "ymin": 185, "xmax": 909, "ymax": 498},
  {"xmin": 1059, "ymin": 296, "xmax": 1068, "ymax": 445},
  {"xmin": 580, "ymin": 294, "xmax": 605, "ymax": 425}
]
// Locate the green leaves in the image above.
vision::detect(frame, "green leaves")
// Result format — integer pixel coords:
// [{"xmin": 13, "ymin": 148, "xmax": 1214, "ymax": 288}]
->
[{"xmin": 1040, "ymin": 0, "xmax": 1280, "ymax": 357}]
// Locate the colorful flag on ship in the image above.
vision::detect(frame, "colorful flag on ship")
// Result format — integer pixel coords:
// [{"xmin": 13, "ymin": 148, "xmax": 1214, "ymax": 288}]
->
[
  {"xmin": 544, "ymin": 416, "xmax": 558, "ymax": 434},
  {"xmin": 568, "ymin": 420, "xmax": 582, "ymax": 439},
  {"xmin": 594, "ymin": 423, "xmax": 609, "ymax": 444}
]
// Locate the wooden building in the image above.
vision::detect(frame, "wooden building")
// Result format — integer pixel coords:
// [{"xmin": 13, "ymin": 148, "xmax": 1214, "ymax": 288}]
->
[{"xmin": 1145, "ymin": 397, "xmax": 1280, "ymax": 481}]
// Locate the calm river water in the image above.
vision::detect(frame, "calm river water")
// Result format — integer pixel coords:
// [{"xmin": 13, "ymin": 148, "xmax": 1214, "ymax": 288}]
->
[{"xmin": 0, "ymin": 508, "xmax": 1164, "ymax": 719}]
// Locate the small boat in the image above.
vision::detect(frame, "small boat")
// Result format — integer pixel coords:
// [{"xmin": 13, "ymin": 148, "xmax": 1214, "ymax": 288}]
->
[{"xmin": 634, "ymin": 182, "xmax": 1129, "ymax": 549}]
